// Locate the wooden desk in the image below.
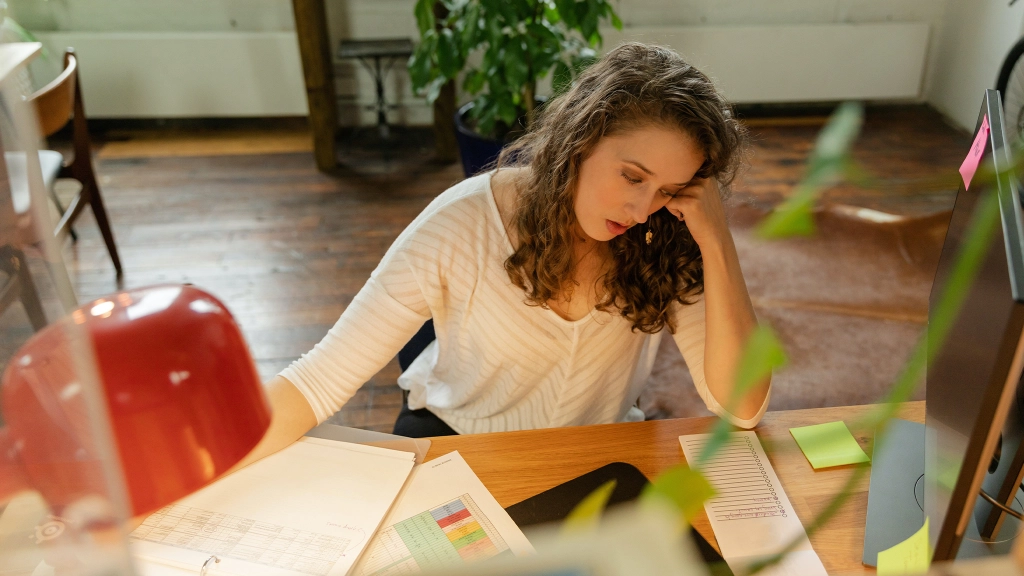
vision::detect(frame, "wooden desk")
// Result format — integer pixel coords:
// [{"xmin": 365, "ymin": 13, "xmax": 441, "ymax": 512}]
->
[{"xmin": 426, "ymin": 402, "xmax": 925, "ymax": 575}]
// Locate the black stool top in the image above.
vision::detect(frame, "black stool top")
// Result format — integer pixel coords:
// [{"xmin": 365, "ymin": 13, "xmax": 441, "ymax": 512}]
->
[{"xmin": 338, "ymin": 38, "xmax": 414, "ymax": 59}]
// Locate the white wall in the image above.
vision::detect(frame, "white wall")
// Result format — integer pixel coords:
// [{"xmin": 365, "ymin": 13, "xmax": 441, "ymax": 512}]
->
[
  {"xmin": 9, "ymin": 0, "xmax": 956, "ymax": 121},
  {"xmin": 601, "ymin": 23, "xmax": 930, "ymax": 104},
  {"xmin": 33, "ymin": 32, "xmax": 309, "ymax": 118},
  {"xmin": 925, "ymin": 0, "xmax": 1024, "ymax": 132}
]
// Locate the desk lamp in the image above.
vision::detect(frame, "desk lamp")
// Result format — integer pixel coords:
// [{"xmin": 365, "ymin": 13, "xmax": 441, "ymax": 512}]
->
[{"xmin": 0, "ymin": 284, "xmax": 271, "ymax": 518}]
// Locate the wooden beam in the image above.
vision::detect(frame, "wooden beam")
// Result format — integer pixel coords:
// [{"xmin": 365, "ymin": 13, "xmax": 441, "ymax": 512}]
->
[{"xmin": 291, "ymin": 0, "xmax": 337, "ymax": 171}]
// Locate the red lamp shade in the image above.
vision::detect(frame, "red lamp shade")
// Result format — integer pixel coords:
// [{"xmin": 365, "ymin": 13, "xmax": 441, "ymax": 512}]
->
[{"xmin": 0, "ymin": 285, "xmax": 271, "ymax": 517}]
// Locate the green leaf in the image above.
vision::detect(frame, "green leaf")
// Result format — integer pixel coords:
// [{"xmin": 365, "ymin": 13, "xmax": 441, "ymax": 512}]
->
[
  {"xmin": 609, "ymin": 6, "xmax": 623, "ymax": 30},
  {"xmin": 463, "ymin": 69, "xmax": 486, "ymax": 94},
  {"xmin": 544, "ymin": 3, "xmax": 563, "ymax": 24},
  {"xmin": 754, "ymin": 102, "xmax": 864, "ymax": 240},
  {"xmin": 734, "ymin": 324, "xmax": 787, "ymax": 397},
  {"xmin": 413, "ymin": 0, "xmax": 436, "ymax": 35},
  {"xmin": 562, "ymin": 479, "xmax": 617, "ymax": 534},
  {"xmin": 757, "ymin": 190, "xmax": 818, "ymax": 238},
  {"xmin": 407, "ymin": 33, "xmax": 438, "ymax": 91},
  {"xmin": 697, "ymin": 325, "xmax": 787, "ymax": 466},
  {"xmin": 461, "ymin": 3, "xmax": 483, "ymax": 47},
  {"xmin": 436, "ymin": 28, "xmax": 461, "ymax": 78},
  {"xmin": 504, "ymin": 41, "xmax": 530, "ymax": 88},
  {"xmin": 555, "ymin": 0, "xmax": 579, "ymax": 28},
  {"xmin": 473, "ymin": 97, "xmax": 499, "ymax": 136},
  {"xmin": 527, "ymin": 21, "xmax": 560, "ymax": 46},
  {"xmin": 425, "ymin": 76, "xmax": 448, "ymax": 104},
  {"xmin": 640, "ymin": 465, "xmax": 715, "ymax": 524},
  {"xmin": 579, "ymin": 2, "xmax": 599, "ymax": 42},
  {"xmin": 511, "ymin": 0, "xmax": 534, "ymax": 19},
  {"xmin": 811, "ymin": 102, "xmax": 864, "ymax": 164},
  {"xmin": 495, "ymin": 0, "xmax": 519, "ymax": 23}
]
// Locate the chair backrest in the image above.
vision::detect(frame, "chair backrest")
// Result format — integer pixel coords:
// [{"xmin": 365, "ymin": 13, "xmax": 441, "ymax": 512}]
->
[{"xmin": 28, "ymin": 50, "xmax": 77, "ymax": 138}]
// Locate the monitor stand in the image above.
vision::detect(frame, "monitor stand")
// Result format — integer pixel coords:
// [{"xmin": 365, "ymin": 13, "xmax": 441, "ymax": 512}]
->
[{"xmin": 862, "ymin": 418, "xmax": 1022, "ymax": 566}]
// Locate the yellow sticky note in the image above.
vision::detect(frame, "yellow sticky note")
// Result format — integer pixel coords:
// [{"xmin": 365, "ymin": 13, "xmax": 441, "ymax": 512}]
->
[
  {"xmin": 789, "ymin": 421, "xmax": 870, "ymax": 469},
  {"xmin": 877, "ymin": 517, "xmax": 930, "ymax": 575}
]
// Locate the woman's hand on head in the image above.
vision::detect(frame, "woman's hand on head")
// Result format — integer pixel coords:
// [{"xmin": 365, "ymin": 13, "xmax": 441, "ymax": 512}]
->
[{"xmin": 664, "ymin": 177, "xmax": 731, "ymax": 252}]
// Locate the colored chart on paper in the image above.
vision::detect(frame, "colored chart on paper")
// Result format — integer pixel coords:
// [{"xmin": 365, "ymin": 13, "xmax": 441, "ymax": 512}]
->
[{"xmin": 356, "ymin": 494, "xmax": 512, "ymax": 575}]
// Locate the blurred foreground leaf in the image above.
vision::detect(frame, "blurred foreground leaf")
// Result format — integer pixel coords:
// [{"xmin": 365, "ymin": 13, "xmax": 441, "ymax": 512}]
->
[
  {"xmin": 758, "ymin": 102, "xmax": 864, "ymax": 239},
  {"xmin": 812, "ymin": 102, "xmax": 864, "ymax": 162},
  {"xmin": 640, "ymin": 465, "xmax": 715, "ymax": 525},
  {"xmin": 562, "ymin": 479, "xmax": 617, "ymax": 535},
  {"xmin": 757, "ymin": 188, "xmax": 817, "ymax": 238},
  {"xmin": 698, "ymin": 325, "xmax": 787, "ymax": 466}
]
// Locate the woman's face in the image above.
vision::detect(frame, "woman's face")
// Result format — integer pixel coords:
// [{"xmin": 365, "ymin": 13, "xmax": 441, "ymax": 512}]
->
[{"xmin": 574, "ymin": 124, "xmax": 705, "ymax": 242}]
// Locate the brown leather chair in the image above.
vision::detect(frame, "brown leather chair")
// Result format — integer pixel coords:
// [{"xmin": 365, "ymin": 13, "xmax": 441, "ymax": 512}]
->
[{"xmin": 28, "ymin": 48, "xmax": 122, "ymax": 278}]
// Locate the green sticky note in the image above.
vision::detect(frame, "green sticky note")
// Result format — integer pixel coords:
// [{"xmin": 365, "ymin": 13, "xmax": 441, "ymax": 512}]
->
[
  {"xmin": 877, "ymin": 517, "xmax": 930, "ymax": 575},
  {"xmin": 789, "ymin": 421, "xmax": 870, "ymax": 469}
]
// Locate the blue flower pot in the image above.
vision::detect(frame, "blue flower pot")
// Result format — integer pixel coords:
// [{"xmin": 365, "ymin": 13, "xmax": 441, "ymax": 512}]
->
[{"xmin": 454, "ymin": 101, "xmax": 505, "ymax": 178}]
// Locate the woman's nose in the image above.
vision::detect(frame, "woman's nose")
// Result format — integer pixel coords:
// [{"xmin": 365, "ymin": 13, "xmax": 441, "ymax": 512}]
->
[
  {"xmin": 625, "ymin": 201, "xmax": 648, "ymax": 224},
  {"xmin": 627, "ymin": 194, "xmax": 667, "ymax": 224}
]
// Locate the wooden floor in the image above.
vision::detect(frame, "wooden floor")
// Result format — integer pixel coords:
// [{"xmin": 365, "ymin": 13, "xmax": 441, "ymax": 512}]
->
[{"xmin": 0, "ymin": 105, "xmax": 971, "ymax": 432}]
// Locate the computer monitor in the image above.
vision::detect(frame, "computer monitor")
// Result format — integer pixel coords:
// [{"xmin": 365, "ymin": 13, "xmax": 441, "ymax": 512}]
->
[
  {"xmin": 924, "ymin": 88, "xmax": 1024, "ymax": 560},
  {"xmin": 863, "ymin": 89, "xmax": 1024, "ymax": 565}
]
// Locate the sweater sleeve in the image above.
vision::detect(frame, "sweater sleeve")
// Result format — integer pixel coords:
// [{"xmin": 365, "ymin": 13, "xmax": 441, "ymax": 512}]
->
[
  {"xmin": 670, "ymin": 296, "xmax": 770, "ymax": 429},
  {"xmin": 279, "ymin": 251, "xmax": 431, "ymax": 424}
]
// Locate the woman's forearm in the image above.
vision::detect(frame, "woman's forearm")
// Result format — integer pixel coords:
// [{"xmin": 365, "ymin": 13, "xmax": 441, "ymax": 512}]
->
[
  {"xmin": 229, "ymin": 375, "xmax": 318, "ymax": 473},
  {"xmin": 700, "ymin": 232, "xmax": 770, "ymax": 421}
]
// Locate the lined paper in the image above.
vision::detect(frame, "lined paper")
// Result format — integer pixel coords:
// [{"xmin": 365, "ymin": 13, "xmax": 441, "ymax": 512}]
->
[{"xmin": 679, "ymin": 431, "xmax": 827, "ymax": 576}]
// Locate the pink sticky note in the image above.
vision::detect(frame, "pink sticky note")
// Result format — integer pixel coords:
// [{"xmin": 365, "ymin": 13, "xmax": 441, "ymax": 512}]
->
[{"xmin": 959, "ymin": 115, "xmax": 990, "ymax": 190}]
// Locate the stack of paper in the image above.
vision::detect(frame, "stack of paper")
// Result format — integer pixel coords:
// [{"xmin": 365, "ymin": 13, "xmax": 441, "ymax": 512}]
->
[
  {"xmin": 130, "ymin": 437, "xmax": 416, "ymax": 576},
  {"xmin": 128, "ymin": 439, "xmax": 533, "ymax": 576}
]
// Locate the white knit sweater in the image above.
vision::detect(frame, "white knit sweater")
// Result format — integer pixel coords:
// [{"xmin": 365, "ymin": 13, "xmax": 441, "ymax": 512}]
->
[{"xmin": 280, "ymin": 173, "xmax": 768, "ymax": 433}]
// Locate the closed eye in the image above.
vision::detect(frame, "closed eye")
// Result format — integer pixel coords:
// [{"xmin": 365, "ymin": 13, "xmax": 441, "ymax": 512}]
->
[{"xmin": 621, "ymin": 171, "xmax": 642, "ymax": 185}]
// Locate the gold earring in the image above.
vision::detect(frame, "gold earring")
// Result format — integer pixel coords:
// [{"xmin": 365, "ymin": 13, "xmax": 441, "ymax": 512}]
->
[{"xmin": 645, "ymin": 228, "xmax": 653, "ymax": 245}]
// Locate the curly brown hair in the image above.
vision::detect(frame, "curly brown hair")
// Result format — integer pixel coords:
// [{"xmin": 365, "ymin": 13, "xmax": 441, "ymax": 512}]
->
[{"xmin": 497, "ymin": 42, "xmax": 746, "ymax": 334}]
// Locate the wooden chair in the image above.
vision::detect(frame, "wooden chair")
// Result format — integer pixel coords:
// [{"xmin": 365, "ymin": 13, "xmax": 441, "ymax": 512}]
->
[{"xmin": 28, "ymin": 48, "xmax": 122, "ymax": 277}]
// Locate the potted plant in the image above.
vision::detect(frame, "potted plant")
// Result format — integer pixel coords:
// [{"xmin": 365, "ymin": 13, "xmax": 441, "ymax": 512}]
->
[{"xmin": 409, "ymin": 0, "xmax": 622, "ymax": 175}]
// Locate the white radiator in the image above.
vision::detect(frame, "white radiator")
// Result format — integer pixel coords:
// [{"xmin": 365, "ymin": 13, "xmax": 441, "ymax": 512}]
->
[
  {"xmin": 603, "ymin": 22, "xmax": 931, "ymax": 103},
  {"xmin": 34, "ymin": 31, "xmax": 308, "ymax": 118},
  {"xmin": 34, "ymin": 22, "xmax": 930, "ymax": 118}
]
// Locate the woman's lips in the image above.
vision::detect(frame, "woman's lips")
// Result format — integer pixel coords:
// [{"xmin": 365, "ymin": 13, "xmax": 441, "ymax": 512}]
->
[{"xmin": 606, "ymin": 220, "xmax": 628, "ymax": 235}]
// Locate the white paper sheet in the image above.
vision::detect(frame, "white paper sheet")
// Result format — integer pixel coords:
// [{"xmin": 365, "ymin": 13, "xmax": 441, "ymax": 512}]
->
[
  {"xmin": 352, "ymin": 451, "xmax": 533, "ymax": 575},
  {"xmin": 679, "ymin": 431, "xmax": 827, "ymax": 576},
  {"xmin": 129, "ymin": 437, "xmax": 416, "ymax": 576}
]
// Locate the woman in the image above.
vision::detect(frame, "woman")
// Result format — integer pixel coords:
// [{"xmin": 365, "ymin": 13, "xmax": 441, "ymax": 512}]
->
[{"xmin": 244, "ymin": 42, "xmax": 769, "ymax": 461}]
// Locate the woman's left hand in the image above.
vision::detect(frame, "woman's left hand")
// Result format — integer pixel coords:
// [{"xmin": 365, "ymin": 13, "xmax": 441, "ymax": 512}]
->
[{"xmin": 664, "ymin": 178, "xmax": 731, "ymax": 251}]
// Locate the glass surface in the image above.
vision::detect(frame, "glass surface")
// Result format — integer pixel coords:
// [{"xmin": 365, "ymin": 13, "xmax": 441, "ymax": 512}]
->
[
  {"xmin": 0, "ymin": 42, "xmax": 136, "ymax": 576},
  {"xmin": 0, "ymin": 44, "xmax": 272, "ymax": 573}
]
